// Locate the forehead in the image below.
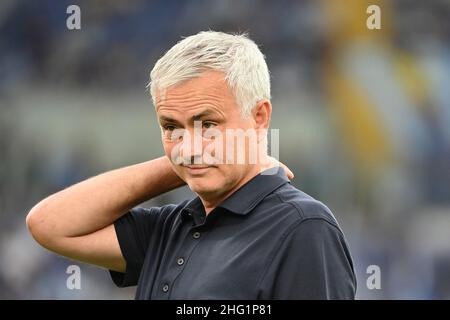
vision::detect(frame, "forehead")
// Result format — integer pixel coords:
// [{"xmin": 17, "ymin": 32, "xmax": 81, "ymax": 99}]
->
[{"xmin": 155, "ymin": 70, "xmax": 236, "ymax": 114}]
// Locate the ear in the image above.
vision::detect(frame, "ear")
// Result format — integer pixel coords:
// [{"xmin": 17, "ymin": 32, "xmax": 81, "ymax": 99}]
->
[{"xmin": 252, "ymin": 99, "xmax": 272, "ymax": 130}]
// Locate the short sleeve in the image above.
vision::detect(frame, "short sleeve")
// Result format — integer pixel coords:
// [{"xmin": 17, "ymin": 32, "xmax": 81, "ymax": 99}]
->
[
  {"xmin": 109, "ymin": 207, "xmax": 164, "ymax": 287},
  {"xmin": 257, "ymin": 218, "xmax": 357, "ymax": 299}
]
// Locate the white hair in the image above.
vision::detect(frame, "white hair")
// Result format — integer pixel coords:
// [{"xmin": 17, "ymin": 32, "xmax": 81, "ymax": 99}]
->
[{"xmin": 149, "ymin": 31, "xmax": 271, "ymax": 117}]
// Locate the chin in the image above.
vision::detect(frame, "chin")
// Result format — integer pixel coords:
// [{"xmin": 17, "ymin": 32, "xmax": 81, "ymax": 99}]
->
[
  {"xmin": 187, "ymin": 179, "xmax": 222, "ymax": 196},
  {"xmin": 186, "ymin": 178, "xmax": 224, "ymax": 196}
]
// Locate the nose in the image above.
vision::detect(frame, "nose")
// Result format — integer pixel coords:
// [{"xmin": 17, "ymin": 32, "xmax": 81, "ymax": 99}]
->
[{"xmin": 178, "ymin": 128, "xmax": 203, "ymax": 165}]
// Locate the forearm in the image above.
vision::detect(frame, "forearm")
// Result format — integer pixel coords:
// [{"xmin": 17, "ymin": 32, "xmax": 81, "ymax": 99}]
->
[{"xmin": 26, "ymin": 156, "xmax": 184, "ymax": 239}]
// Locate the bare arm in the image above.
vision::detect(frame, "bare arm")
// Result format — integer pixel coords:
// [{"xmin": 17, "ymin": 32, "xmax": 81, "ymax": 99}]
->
[{"xmin": 25, "ymin": 156, "xmax": 185, "ymax": 272}]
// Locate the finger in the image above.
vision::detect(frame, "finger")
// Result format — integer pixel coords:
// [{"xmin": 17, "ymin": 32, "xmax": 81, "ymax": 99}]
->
[
  {"xmin": 286, "ymin": 168, "xmax": 294, "ymax": 180},
  {"xmin": 279, "ymin": 163, "xmax": 294, "ymax": 180}
]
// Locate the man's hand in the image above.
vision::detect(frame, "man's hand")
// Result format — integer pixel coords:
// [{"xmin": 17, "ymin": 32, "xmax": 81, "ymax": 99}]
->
[{"xmin": 260, "ymin": 156, "xmax": 295, "ymax": 180}]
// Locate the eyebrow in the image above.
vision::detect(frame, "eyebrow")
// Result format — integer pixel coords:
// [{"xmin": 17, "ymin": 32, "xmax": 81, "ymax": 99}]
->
[
  {"xmin": 158, "ymin": 115, "xmax": 179, "ymax": 124},
  {"xmin": 191, "ymin": 110, "xmax": 217, "ymax": 121},
  {"xmin": 158, "ymin": 110, "xmax": 220, "ymax": 124}
]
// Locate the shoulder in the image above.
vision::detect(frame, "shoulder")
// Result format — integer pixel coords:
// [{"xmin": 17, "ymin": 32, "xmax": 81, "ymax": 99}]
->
[{"xmin": 259, "ymin": 182, "xmax": 341, "ymax": 231}]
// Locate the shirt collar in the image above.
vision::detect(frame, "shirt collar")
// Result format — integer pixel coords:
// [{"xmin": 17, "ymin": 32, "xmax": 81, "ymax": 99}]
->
[{"xmin": 181, "ymin": 166, "xmax": 290, "ymax": 220}]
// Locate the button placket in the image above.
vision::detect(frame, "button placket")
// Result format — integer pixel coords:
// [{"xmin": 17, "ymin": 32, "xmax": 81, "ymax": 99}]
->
[{"xmin": 156, "ymin": 213, "xmax": 207, "ymax": 299}]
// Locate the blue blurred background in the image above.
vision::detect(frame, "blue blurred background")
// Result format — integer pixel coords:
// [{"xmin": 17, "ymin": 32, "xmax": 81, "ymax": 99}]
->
[{"xmin": 0, "ymin": 0, "xmax": 449, "ymax": 299}]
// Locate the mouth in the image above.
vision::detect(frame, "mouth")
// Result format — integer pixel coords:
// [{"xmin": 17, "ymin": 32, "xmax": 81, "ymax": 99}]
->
[{"xmin": 183, "ymin": 165, "xmax": 213, "ymax": 175}]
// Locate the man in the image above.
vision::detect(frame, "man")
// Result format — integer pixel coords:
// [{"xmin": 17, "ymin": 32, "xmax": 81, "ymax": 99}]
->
[{"xmin": 26, "ymin": 31, "xmax": 356, "ymax": 299}]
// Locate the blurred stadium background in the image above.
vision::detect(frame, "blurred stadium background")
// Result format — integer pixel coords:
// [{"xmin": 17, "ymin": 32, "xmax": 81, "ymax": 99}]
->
[{"xmin": 0, "ymin": 0, "xmax": 449, "ymax": 299}]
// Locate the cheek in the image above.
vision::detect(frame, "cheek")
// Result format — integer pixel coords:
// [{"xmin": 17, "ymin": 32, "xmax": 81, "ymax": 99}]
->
[
  {"xmin": 163, "ymin": 143, "xmax": 171, "ymax": 156},
  {"xmin": 162, "ymin": 140, "xmax": 177, "ymax": 161},
  {"xmin": 214, "ymin": 165, "xmax": 235, "ymax": 181}
]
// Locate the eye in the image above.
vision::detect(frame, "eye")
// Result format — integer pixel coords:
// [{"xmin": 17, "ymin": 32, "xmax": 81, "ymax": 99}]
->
[
  {"xmin": 163, "ymin": 124, "xmax": 177, "ymax": 132},
  {"xmin": 202, "ymin": 121, "xmax": 216, "ymax": 129}
]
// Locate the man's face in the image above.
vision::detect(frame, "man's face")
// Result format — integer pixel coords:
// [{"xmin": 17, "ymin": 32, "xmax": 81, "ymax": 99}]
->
[{"xmin": 155, "ymin": 70, "xmax": 264, "ymax": 201}]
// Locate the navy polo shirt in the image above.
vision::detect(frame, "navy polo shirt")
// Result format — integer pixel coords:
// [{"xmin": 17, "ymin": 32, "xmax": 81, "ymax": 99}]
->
[{"xmin": 109, "ymin": 167, "xmax": 356, "ymax": 299}]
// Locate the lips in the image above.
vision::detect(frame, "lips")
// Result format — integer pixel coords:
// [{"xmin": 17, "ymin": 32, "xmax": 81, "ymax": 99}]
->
[
  {"xmin": 183, "ymin": 165, "xmax": 212, "ymax": 175},
  {"xmin": 185, "ymin": 165, "xmax": 210, "ymax": 169}
]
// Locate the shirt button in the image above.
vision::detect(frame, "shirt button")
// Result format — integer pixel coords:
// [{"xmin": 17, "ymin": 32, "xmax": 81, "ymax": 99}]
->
[
  {"xmin": 193, "ymin": 232, "xmax": 201, "ymax": 239},
  {"xmin": 162, "ymin": 284, "xmax": 169, "ymax": 292},
  {"xmin": 177, "ymin": 257, "xmax": 185, "ymax": 266}
]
